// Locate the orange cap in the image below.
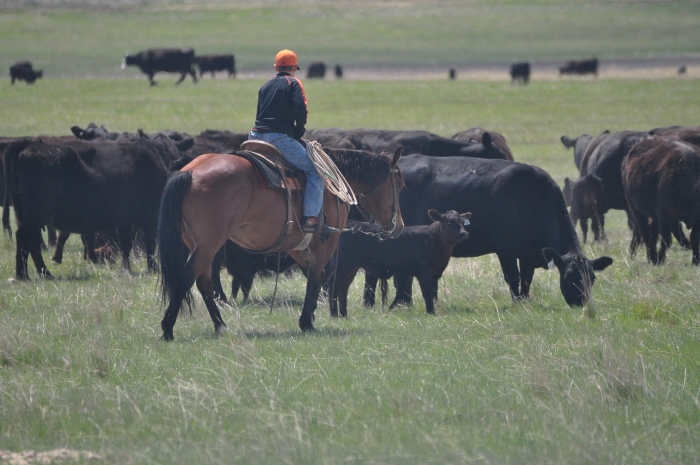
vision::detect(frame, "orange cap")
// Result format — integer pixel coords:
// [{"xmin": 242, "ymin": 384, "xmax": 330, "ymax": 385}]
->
[{"xmin": 274, "ymin": 49, "xmax": 300, "ymax": 70}]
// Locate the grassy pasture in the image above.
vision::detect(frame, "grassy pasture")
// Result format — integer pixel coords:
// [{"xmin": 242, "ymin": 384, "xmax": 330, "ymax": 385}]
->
[{"xmin": 2, "ymin": 1, "xmax": 700, "ymax": 464}]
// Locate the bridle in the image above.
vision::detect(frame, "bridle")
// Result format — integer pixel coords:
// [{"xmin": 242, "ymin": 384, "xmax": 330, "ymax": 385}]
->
[{"xmin": 356, "ymin": 165, "xmax": 402, "ymax": 238}]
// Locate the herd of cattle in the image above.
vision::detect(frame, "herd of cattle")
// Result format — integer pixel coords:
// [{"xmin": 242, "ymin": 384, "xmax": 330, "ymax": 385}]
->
[
  {"xmin": 5, "ymin": 122, "xmax": 698, "ymax": 317},
  {"xmin": 11, "ymin": 49, "xmax": 605, "ymax": 86}
]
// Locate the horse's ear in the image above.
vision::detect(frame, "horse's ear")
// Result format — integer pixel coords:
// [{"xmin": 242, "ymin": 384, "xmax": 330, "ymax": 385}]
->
[{"xmin": 392, "ymin": 146, "xmax": 403, "ymax": 165}]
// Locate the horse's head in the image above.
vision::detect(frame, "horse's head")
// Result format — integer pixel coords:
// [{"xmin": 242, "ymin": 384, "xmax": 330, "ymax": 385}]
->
[{"xmin": 358, "ymin": 146, "xmax": 405, "ymax": 238}]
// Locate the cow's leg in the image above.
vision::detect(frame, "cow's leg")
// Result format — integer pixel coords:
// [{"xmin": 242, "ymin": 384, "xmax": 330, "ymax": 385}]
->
[
  {"xmin": 628, "ymin": 208, "xmax": 649, "ymax": 259},
  {"xmin": 142, "ymin": 227, "xmax": 158, "ymax": 273},
  {"xmin": 390, "ymin": 274, "xmax": 414, "ymax": 308},
  {"xmin": 690, "ymin": 224, "xmax": 700, "ymax": 265},
  {"xmin": 657, "ymin": 214, "xmax": 673, "ymax": 265},
  {"xmin": 331, "ymin": 266, "xmax": 359, "ymax": 318},
  {"xmin": 497, "ymin": 254, "xmax": 522, "ymax": 300},
  {"xmin": 116, "ymin": 225, "xmax": 133, "ymax": 272},
  {"xmin": 672, "ymin": 219, "xmax": 691, "ymax": 249},
  {"xmin": 16, "ymin": 223, "xmax": 52, "ymax": 279},
  {"xmin": 580, "ymin": 218, "xmax": 589, "ymax": 243},
  {"xmin": 47, "ymin": 225, "xmax": 57, "ymax": 247},
  {"xmin": 196, "ymin": 273, "xmax": 227, "ymax": 336},
  {"xmin": 51, "ymin": 231, "xmax": 71, "ymax": 264},
  {"xmin": 148, "ymin": 73, "xmax": 157, "ymax": 86},
  {"xmin": 175, "ymin": 72, "xmax": 186, "ymax": 85},
  {"xmin": 363, "ymin": 273, "xmax": 379, "ymax": 307},
  {"xmin": 647, "ymin": 218, "xmax": 660, "ymax": 264},
  {"xmin": 239, "ymin": 273, "xmax": 256, "ymax": 303},
  {"xmin": 416, "ymin": 272, "xmax": 436, "ymax": 314},
  {"xmin": 518, "ymin": 260, "xmax": 536, "ymax": 299},
  {"xmin": 211, "ymin": 246, "xmax": 227, "ymax": 302},
  {"xmin": 190, "ymin": 69, "xmax": 198, "ymax": 83}
]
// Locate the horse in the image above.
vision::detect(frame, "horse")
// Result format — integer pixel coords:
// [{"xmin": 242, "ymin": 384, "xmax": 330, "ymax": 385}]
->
[{"xmin": 157, "ymin": 145, "xmax": 405, "ymax": 340}]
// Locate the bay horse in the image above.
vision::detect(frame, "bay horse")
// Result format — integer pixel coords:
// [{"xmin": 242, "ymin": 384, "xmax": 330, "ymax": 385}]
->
[{"xmin": 157, "ymin": 145, "xmax": 405, "ymax": 340}]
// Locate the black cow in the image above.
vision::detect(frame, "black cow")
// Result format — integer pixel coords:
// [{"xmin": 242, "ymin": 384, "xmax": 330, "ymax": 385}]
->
[
  {"xmin": 329, "ymin": 210, "xmax": 470, "ymax": 316},
  {"xmin": 10, "ymin": 61, "xmax": 43, "ymax": 84},
  {"xmin": 304, "ymin": 128, "xmax": 512, "ymax": 160},
  {"xmin": 560, "ymin": 130, "xmax": 611, "ymax": 173},
  {"xmin": 211, "ymin": 241, "xmax": 298, "ymax": 303},
  {"xmin": 306, "ymin": 61, "xmax": 327, "ymax": 79},
  {"xmin": 452, "ymin": 127, "xmax": 514, "ymax": 160},
  {"xmin": 509, "ymin": 62, "xmax": 530, "ymax": 85},
  {"xmin": 622, "ymin": 137, "xmax": 700, "ymax": 265},
  {"xmin": 561, "ymin": 130, "xmax": 647, "ymax": 242},
  {"xmin": 449, "ymin": 68, "xmax": 457, "ymax": 80},
  {"xmin": 2, "ymin": 138, "xmax": 176, "ymax": 279},
  {"xmin": 121, "ymin": 48, "xmax": 198, "ymax": 86},
  {"xmin": 559, "ymin": 58, "xmax": 599, "ymax": 77},
  {"xmin": 334, "ymin": 65, "xmax": 343, "ymax": 79},
  {"xmin": 368, "ymin": 155, "xmax": 612, "ymax": 307},
  {"xmin": 194, "ymin": 54, "xmax": 236, "ymax": 79}
]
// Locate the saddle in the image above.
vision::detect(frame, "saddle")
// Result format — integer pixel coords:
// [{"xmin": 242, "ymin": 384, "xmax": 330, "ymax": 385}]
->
[{"xmin": 227, "ymin": 140, "xmax": 324, "ymax": 252}]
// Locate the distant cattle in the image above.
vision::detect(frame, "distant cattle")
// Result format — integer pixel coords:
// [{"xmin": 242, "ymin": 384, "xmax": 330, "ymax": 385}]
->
[
  {"xmin": 2, "ymin": 137, "xmax": 181, "ymax": 279},
  {"xmin": 559, "ymin": 58, "xmax": 599, "ymax": 77},
  {"xmin": 452, "ymin": 127, "xmax": 514, "ymax": 160},
  {"xmin": 366, "ymin": 154, "xmax": 612, "ymax": 308},
  {"xmin": 449, "ymin": 68, "xmax": 457, "ymax": 80},
  {"xmin": 194, "ymin": 54, "xmax": 236, "ymax": 79},
  {"xmin": 306, "ymin": 61, "xmax": 327, "ymax": 79},
  {"xmin": 622, "ymin": 137, "xmax": 700, "ymax": 265},
  {"xmin": 678, "ymin": 65, "xmax": 687, "ymax": 75},
  {"xmin": 305, "ymin": 128, "xmax": 513, "ymax": 160},
  {"xmin": 328, "ymin": 210, "xmax": 470, "ymax": 316},
  {"xmin": 10, "ymin": 61, "xmax": 43, "ymax": 84},
  {"xmin": 509, "ymin": 62, "xmax": 530, "ymax": 85},
  {"xmin": 334, "ymin": 65, "xmax": 343, "ymax": 79},
  {"xmin": 121, "ymin": 48, "xmax": 198, "ymax": 86}
]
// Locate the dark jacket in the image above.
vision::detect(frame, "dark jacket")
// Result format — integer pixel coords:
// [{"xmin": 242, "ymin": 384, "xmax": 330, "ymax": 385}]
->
[{"xmin": 253, "ymin": 72, "xmax": 308, "ymax": 140}]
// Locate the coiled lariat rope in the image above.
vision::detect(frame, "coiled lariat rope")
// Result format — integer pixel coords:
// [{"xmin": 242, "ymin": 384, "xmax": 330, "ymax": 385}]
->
[{"xmin": 305, "ymin": 139, "xmax": 357, "ymax": 206}]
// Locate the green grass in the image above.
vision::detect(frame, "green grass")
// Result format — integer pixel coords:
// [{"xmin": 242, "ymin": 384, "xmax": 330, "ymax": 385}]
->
[
  {"xmin": 2, "ymin": 1, "xmax": 700, "ymax": 463},
  {"xmin": 1, "ymin": 1, "xmax": 699, "ymax": 77}
]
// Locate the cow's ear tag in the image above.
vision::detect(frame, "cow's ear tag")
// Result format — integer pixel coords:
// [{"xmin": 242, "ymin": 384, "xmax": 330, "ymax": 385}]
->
[
  {"xmin": 547, "ymin": 259, "xmax": 555, "ymax": 269},
  {"xmin": 463, "ymin": 219, "xmax": 470, "ymax": 227}
]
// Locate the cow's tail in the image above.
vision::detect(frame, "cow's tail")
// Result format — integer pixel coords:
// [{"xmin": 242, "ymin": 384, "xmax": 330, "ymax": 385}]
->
[
  {"xmin": 157, "ymin": 170, "xmax": 194, "ymax": 311},
  {"xmin": 2, "ymin": 139, "xmax": 33, "ymax": 238}
]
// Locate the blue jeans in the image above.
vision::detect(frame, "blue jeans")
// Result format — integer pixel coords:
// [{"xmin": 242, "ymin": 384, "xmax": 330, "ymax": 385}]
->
[{"xmin": 248, "ymin": 131, "xmax": 324, "ymax": 218}]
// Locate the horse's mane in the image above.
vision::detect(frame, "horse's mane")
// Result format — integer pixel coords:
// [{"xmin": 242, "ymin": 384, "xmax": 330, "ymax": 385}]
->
[{"xmin": 323, "ymin": 148, "xmax": 391, "ymax": 186}]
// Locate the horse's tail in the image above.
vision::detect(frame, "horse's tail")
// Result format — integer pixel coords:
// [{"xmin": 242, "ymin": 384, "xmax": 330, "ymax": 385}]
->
[
  {"xmin": 2, "ymin": 138, "xmax": 33, "ymax": 238},
  {"xmin": 157, "ymin": 170, "xmax": 194, "ymax": 311}
]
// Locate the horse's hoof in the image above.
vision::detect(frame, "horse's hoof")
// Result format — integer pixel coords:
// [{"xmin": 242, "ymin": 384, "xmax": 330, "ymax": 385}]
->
[
  {"xmin": 215, "ymin": 325, "xmax": 226, "ymax": 337},
  {"xmin": 161, "ymin": 332, "xmax": 174, "ymax": 342}
]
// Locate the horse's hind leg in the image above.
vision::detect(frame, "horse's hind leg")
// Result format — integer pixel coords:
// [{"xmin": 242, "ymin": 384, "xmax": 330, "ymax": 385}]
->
[{"xmin": 196, "ymin": 272, "xmax": 227, "ymax": 336}]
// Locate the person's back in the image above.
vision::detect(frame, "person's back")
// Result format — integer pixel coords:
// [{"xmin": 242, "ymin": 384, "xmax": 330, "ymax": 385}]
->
[{"xmin": 248, "ymin": 49, "xmax": 337, "ymax": 235}]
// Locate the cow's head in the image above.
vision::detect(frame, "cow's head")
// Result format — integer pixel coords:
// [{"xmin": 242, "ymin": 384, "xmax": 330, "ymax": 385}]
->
[
  {"xmin": 121, "ymin": 53, "xmax": 136, "ymax": 69},
  {"xmin": 428, "ymin": 209, "xmax": 470, "ymax": 245},
  {"xmin": 542, "ymin": 248, "xmax": 613, "ymax": 306}
]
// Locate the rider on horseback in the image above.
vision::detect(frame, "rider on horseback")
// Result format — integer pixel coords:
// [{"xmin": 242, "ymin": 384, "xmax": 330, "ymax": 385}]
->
[{"xmin": 248, "ymin": 49, "xmax": 339, "ymax": 235}]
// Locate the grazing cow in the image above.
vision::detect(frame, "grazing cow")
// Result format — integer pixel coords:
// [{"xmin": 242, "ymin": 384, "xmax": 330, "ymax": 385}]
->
[
  {"xmin": 452, "ymin": 127, "xmax": 514, "ymax": 161},
  {"xmin": 2, "ymin": 138, "xmax": 176, "ymax": 279},
  {"xmin": 9, "ymin": 61, "xmax": 43, "ymax": 84},
  {"xmin": 559, "ymin": 58, "xmax": 599, "ymax": 77},
  {"xmin": 365, "ymin": 155, "xmax": 612, "ymax": 307},
  {"xmin": 509, "ymin": 62, "xmax": 530, "ymax": 85},
  {"xmin": 678, "ymin": 65, "xmax": 687, "ymax": 75},
  {"xmin": 449, "ymin": 68, "xmax": 457, "ymax": 80},
  {"xmin": 306, "ymin": 61, "xmax": 327, "ymax": 79},
  {"xmin": 334, "ymin": 64, "xmax": 343, "ymax": 79},
  {"xmin": 211, "ymin": 240, "xmax": 298, "ymax": 303},
  {"xmin": 121, "ymin": 48, "xmax": 198, "ymax": 86},
  {"xmin": 622, "ymin": 137, "xmax": 700, "ymax": 265},
  {"xmin": 305, "ymin": 128, "xmax": 512, "ymax": 160},
  {"xmin": 194, "ymin": 54, "xmax": 236, "ymax": 79},
  {"xmin": 328, "ymin": 210, "xmax": 470, "ymax": 316}
]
